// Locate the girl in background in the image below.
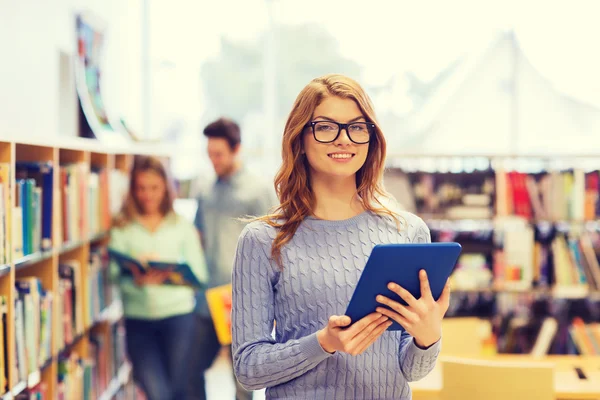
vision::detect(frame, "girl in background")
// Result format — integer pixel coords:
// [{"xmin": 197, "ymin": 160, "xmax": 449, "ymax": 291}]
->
[{"xmin": 110, "ymin": 156, "xmax": 207, "ymax": 400}]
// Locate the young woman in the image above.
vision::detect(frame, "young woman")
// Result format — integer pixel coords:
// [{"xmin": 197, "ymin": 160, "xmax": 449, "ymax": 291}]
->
[
  {"xmin": 109, "ymin": 156, "xmax": 207, "ymax": 400},
  {"xmin": 231, "ymin": 74, "xmax": 450, "ymax": 399}
]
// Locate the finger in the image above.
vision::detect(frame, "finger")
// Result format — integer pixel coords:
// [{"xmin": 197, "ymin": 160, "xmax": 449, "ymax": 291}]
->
[
  {"xmin": 329, "ymin": 315, "xmax": 352, "ymax": 328},
  {"xmin": 345, "ymin": 312, "xmax": 382, "ymax": 335},
  {"xmin": 387, "ymin": 282, "xmax": 419, "ymax": 308},
  {"xmin": 348, "ymin": 315, "xmax": 388, "ymax": 344},
  {"xmin": 354, "ymin": 319, "xmax": 393, "ymax": 355},
  {"xmin": 437, "ymin": 280, "xmax": 451, "ymax": 310},
  {"xmin": 376, "ymin": 306, "xmax": 412, "ymax": 328},
  {"xmin": 419, "ymin": 270, "xmax": 433, "ymax": 300},
  {"xmin": 376, "ymin": 296, "xmax": 419, "ymax": 323},
  {"xmin": 129, "ymin": 265, "xmax": 141, "ymax": 277}
]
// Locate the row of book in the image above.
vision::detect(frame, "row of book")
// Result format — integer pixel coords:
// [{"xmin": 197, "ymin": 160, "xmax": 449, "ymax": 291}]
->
[
  {"xmin": 433, "ymin": 217, "xmax": 600, "ymax": 297},
  {"xmin": 569, "ymin": 317, "xmax": 600, "ymax": 355},
  {"xmin": 14, "ymin": 278, "xmax": 53, "ymax": 390},
  {"xmin": 492, "ymin": 225, "xmax": 600, "ymax": 295},
  {"xmin": 5, "ymin": 248, "xmax": 117, "ymax": 396},
  {"xmin": 0, "ymin": 164, "xmax": 10, "ymax": 264},
  {"xmin": 0, "ymin": 162, "xmax": 130, "ymax": 261},
  {"xmin": 56, "ymin": 322, "xmax": 127, "ymax": 400},
  {"xmin": 491, "ymin": 293, "xmax": 600, "ymax": 356},
  {"xmin": 386, "ymin": 168, "xmax": 600, "ymax": 223},
  {"xmin": 496, "ymin": 169, "xmax": 600, "ymax": 222},
  {"xmin": 13, "ymin": 323, "xmax": 128, "ymax": 400},
  {"xmin": 88, "ymin": 247, "xmax": 118, "ymax": 325},
  {"xmin": 59, "ymin": 248, "xmax": 117, "ymax": 352}
]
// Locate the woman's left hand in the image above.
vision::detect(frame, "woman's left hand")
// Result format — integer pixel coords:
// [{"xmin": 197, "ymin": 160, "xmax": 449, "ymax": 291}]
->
[{"xmin": 375, "ymin": 269, "xmax": 451, "ymax": 348}]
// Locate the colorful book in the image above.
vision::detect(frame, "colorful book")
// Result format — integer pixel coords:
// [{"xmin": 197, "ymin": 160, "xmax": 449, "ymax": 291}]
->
[
  {"xmin": 106, "ymin": 248, "xmax": 147, "ymax": 278},
  {"xmin": 148, "ymin": 261, "xmax": 204, "ymax": 288},
  {"xmin": 107, "ymin": 248, "xmax": 204, "ymax": 288}
]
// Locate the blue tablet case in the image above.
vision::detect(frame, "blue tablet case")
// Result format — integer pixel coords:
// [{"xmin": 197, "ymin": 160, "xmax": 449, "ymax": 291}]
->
[{"xmin": 345, "ymin": 242, "xmax": 462, "ymax": 331}]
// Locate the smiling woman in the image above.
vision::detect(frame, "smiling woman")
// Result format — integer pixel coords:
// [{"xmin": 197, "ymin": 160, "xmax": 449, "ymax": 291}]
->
[
  {"xmin": 230, "ymin": 74, "xmax": 450, "ymax": 400},
  {"xmin": 303, "ymin": 98, "xmax": 374, "ymax": 177}
]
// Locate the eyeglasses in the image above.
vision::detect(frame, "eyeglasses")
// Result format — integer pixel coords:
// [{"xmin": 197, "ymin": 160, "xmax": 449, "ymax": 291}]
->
[{"xmin": 306, "ymin": 120, "xmax": 375, "ymax": 144}]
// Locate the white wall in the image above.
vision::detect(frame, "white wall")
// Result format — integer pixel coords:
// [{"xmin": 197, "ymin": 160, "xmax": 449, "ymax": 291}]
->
[{"xmin": 0, "ymin": 0, "xmax": 143, "ymax": 138}]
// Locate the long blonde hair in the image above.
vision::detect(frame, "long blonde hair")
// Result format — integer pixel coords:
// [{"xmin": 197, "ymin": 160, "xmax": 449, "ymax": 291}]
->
[
  {"xmin": 113, "ymin": 155, "xmax": 175, "ymax": 228},
  {"xmin": 258, "ymin": 73, "xmax": 399, "ymax": 267}
]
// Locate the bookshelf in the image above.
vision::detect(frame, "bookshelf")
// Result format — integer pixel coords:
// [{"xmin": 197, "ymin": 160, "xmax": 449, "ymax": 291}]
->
[
  {"xmin": 385, "ymin": 153, "xmax": 600, "ymax": 357},
  {"xmin": 0, "ymin": 137, "xmax": 169, "ymax": 399}
]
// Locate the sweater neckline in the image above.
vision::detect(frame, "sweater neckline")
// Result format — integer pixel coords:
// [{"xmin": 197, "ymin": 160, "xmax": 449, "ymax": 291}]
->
[{"xmin": 304, "ymin": 210, "xmax": 371, "ymax": 228}]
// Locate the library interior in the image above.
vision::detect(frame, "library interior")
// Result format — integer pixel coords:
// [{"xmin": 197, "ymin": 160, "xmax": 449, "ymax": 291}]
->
[{"xmin": 1, "ymin": 1, "xmax": 600, "ymax": 399}]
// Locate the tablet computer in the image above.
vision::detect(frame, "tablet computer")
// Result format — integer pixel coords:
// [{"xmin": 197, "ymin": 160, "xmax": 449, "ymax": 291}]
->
[{"xmin": 345, "ymin": 242, "xmax": 462, "ymax": 331}]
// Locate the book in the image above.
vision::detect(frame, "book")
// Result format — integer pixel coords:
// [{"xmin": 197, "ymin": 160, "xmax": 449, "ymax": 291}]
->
[
  {"xmin": 205, "ymin": 284, "xmax": 233, "ymax": 346},
  {"xmin": 15, "ymin": 161, "xmax": 54, "ymax": 251},
  {"xmin": 107, "ymin": 248, "xmax": 204, "ymax": 288},
  {"xmin": 147, "ymin": 261, "xmax": 204, "ymax": 288},
  {"xmin": 106, "ymin": 248, "xmax": 147, "ymax": 278}
]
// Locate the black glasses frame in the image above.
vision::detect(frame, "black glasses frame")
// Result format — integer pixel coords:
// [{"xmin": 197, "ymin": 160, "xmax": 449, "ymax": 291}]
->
[{"xmin": 306, "ymin": 121, "xmax": 376, "ymax": 144}]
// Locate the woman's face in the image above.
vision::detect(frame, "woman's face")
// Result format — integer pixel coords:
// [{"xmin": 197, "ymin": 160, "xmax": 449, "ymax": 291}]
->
[
  {"xmin": 134, "ymin": 170, "xmax": 166, "ymax": 215},
  {"xmin": 302, "ymin": 96, "xmax": 370, "ymax": 182}
]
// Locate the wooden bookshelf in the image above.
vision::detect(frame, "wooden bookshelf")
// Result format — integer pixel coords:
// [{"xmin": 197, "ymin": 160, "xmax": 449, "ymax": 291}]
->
[{"xmin": 0, "ymin": 137, "xmax": 167, "ymax": 399}]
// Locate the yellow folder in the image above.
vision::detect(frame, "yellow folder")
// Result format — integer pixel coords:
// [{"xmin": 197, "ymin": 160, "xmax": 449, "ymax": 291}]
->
[{"xmin": 205, "ymin": 284, "xmax": 233, "ymax": 346}]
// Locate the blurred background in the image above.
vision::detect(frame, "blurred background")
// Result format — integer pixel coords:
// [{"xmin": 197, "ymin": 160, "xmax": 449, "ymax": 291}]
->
[
  {"xmin": 3, "ymin": 0, "xmax": 600, "ymax": 180},
  {"xmin": 2, "ymin": 0, "xmax": 600, "ymax": 398}
]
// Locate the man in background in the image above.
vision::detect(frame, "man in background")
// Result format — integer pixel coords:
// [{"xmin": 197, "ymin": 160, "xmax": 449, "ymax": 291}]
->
[{"xmin": 188, "ymin": 117, "xmax": 276, "ymax": 400}]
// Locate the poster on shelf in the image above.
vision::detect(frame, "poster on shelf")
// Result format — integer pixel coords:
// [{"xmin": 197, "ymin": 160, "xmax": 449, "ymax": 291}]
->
[{"xmin": 75, "ymin": 12, "xmax": 132, "ymax": 145}]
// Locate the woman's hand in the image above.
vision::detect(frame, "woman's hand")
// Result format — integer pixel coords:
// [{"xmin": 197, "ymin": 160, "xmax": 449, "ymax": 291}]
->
[
  {"xmin": 131, "ymin": 267, "xmax": 171, "ymax": 286},
  {"xmin": 317, "ymin": 312, "xmax": 392, "ymax": 356},
  {"xmin": 376, "ymin": 270, "xmax": 451, "ymax": 348}
]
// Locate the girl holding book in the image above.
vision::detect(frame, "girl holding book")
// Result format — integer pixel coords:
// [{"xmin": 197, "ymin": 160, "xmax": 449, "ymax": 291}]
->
[
  {"xmin": 231, "ymin": 74, "xmax": 450, "ymax": 399},
  {"xmin": 109, "ymin": 156, "xmax": 207, "ymax": 400}
]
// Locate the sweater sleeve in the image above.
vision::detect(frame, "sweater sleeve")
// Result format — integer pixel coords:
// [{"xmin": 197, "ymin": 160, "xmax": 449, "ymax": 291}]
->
[
  {"xmin": 231, "ymin": 224, "xmax": 333, "ymax": 391},
  {"xmin": 398, "ymin": 332, "xmax": 441, "ymax": 381},
  {"xmin": 397, "ymin": 214, "xmax": 441, "ymax": 381}
]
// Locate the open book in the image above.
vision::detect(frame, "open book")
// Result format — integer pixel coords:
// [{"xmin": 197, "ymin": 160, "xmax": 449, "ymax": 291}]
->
[
  {"xmin": 205, "ymin": 284, "xmax": 233, "ymax": 345},
  {"xmin": 107, "ymin": 248, "xmax": 204, "ymax": 288}
]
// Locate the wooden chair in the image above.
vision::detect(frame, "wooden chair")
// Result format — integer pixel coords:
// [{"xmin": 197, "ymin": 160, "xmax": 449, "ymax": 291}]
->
[
  {"xmin": 440, "ymin": 317, "xmax": 490, "ymax": 356},
  {"xmin": 440, "ymin": 356, "xmax": 554, "ymax": 400}
]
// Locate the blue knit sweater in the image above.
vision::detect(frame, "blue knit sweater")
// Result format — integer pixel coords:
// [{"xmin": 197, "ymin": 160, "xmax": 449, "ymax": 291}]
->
[{"xmin": 231, "ymin": 210, "xmax": 440, "ymax": 400}]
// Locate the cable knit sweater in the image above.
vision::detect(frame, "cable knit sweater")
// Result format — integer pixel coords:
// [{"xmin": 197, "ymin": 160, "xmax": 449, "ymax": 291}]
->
[{"xmin": 231, "ymin": 210, "xmax": 440, "ymax": 400}]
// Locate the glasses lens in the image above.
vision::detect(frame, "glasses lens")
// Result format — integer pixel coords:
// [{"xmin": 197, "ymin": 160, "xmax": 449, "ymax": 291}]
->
[
  {"xmin": 347, "ymin": 123, "xmax": 371, "ymax": 143},
  {"xmin": 313, "ymin": 122, "xmax": 339, "ymax": 142}
]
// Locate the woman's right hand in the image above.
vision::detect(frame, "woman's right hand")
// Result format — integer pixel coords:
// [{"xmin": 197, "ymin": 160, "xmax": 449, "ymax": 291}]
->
[
  {"xmin": 316, "ymin": 313, "xmax": 392, "ymax": 356},
  {"xmin": 131, "ymin": 268, "xmax": 171, "ymax": 286}
]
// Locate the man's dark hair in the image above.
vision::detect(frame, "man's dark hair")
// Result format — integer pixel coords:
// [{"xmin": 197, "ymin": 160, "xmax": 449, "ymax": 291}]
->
[{"xmin": 203, "ymin": 117, "xmax": 241, "ymax": 150}]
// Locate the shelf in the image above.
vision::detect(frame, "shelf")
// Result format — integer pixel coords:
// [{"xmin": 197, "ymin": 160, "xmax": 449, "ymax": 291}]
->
[
  {"xmin": 58, "ymin": 240, "xmax": 86, "ymax": 254},
  {"xmin": 14, "ymin": 250, "xmax": 53, "ymax": 269},
  {"xmin": 98, "ymin": 363, "xmax": 132, "ymax": 400},
  {"xmin": 386, "ymin": 152, "xmax": 600, "ymax": 160},
  {"xmin": 58, "ymin": 231, "xmax": 110, "ymax": 254},
  {"xmin": 0, "ymin": 135, "xmax": 173, "ymax": 157},
  {"xmin": 10, "ymin": 381, "xmax": 26, "ymax": 397},
  {"xmin": 0, "ymin": 138, "xmax": 158, "ymax": 400},
  {"xmin": 40, "ymin": 358, "xmax": 53, "ymax": 371},
  {"xmin": 452, "ymin": 286, "xmax": 600, "ymax": 300},
  {"xmin": 27, "ymin": 370, "xmax": 40, "ymax": 389},
  {"xmin": 58, "ymin": 333, "xmax": 86, "ymax": 359}
]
